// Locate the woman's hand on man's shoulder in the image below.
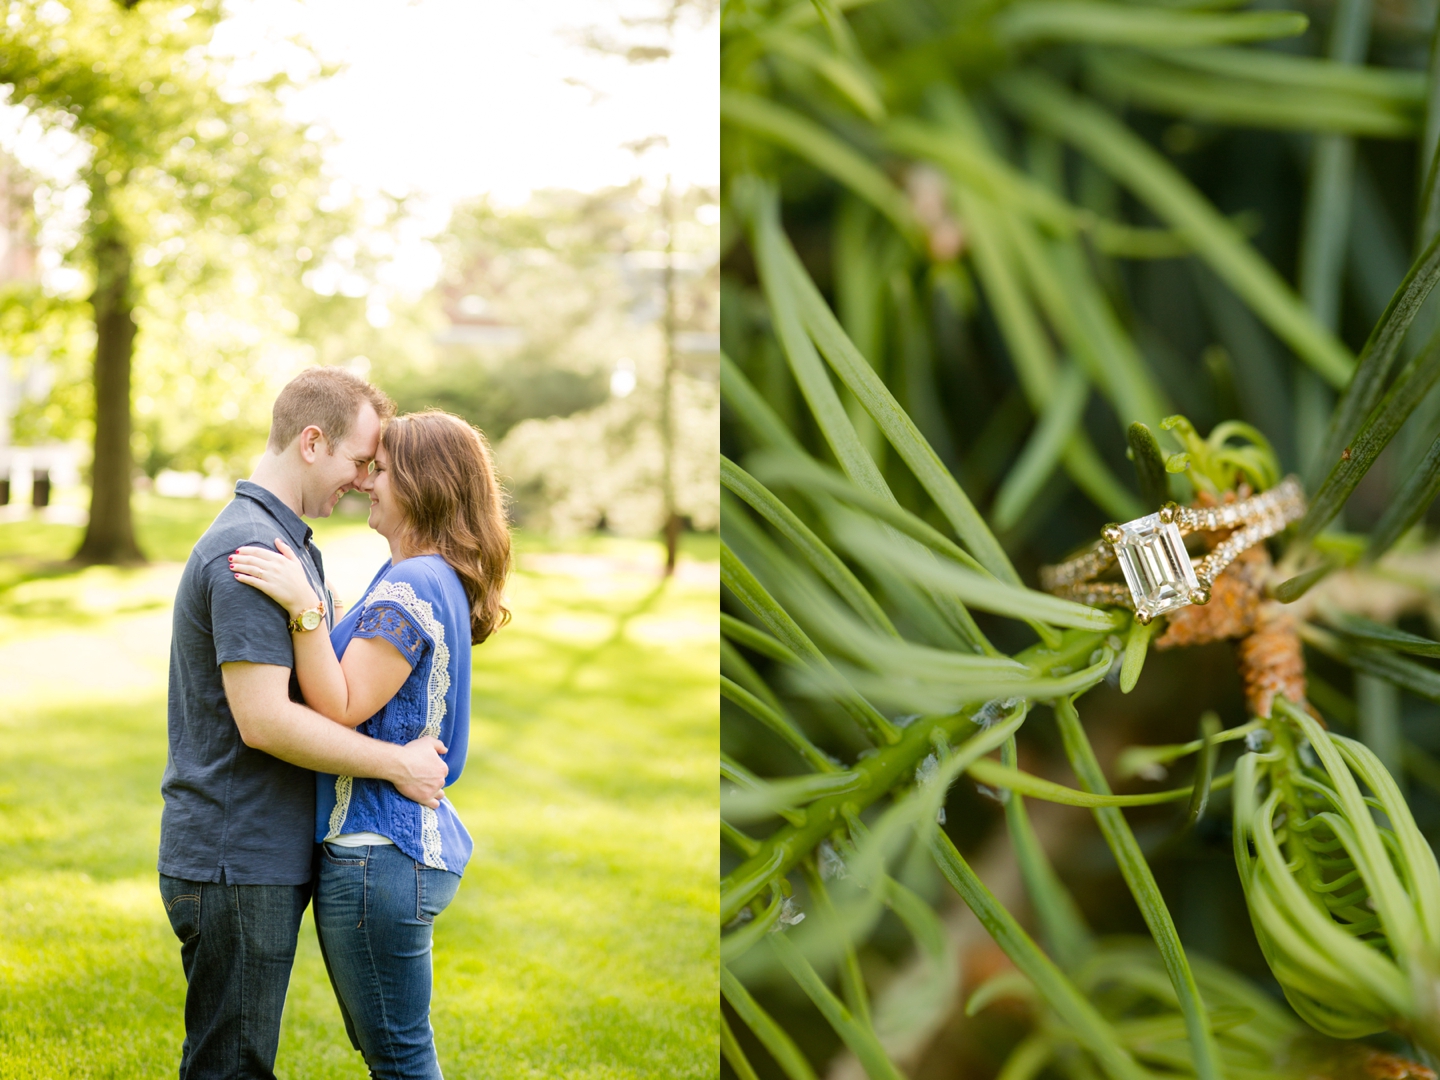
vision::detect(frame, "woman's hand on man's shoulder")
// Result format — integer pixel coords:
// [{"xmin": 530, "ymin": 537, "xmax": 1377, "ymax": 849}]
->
[{"xmin": 230, "ymin": 538, "xmax": 321, "ymax": 618}]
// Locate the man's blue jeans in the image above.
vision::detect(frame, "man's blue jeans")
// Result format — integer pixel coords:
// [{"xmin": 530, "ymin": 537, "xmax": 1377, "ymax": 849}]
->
[
  {"xmin": 315, "ymin": 842, "xmax": 461, "ymax": 1080},
  {"xmin": 158, "ymin": 874, "xmax": 311, "ymax": 1080}
]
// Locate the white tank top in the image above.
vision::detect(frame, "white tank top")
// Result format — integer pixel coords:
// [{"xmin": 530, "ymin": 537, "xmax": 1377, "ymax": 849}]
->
[{"xmin": 326, "ymin": 831, "xmax": 393, "ymax": 847}]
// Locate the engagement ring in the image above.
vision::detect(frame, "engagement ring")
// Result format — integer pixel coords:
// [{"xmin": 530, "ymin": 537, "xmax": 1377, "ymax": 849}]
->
[{"xmin": 1039, "ymin": 477, "xmax": 1306, "ymax": 624}]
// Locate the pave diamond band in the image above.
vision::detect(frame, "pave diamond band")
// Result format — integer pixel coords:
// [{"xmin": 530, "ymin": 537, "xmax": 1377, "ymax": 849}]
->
[{"xmin": 1039, "ymin": 477, "xmax": 1306, "ymax": 624}]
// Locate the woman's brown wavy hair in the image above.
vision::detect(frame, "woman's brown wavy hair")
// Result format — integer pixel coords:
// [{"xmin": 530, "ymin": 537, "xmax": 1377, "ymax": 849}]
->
[{"xmin": 382, "ymin": 410, "xmax": 512, "ymax": 642}]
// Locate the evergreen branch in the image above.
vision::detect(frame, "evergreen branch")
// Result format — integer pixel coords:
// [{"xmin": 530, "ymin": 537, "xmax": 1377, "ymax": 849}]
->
[
  {"xmin": 1300, "ymin": 621, "xmax": 1440, "ymax": 702},
  {"xmin": 1119, "ymin": 616, "xmax": 1155, "ymax": 694},
  {"xmin": 1364, "ymin": 434, "xmax": 1440, "ymax": 562},
  {"xmin": 721, "ymin": 675, "xmax": 839, "ymax": 773},
  {"xmin": 721, "ymin": 613, "xmax": 805, "ymax": 667},
  {"xmin": 994, "ymin": 2, "xmax": 1307, "ymax": 47},
  {"xmin": 1297, "ymin": 327, "xmax": 1440, "ymax": 545},
  {"xmin": 1321, "ymin": 609, "xmax": 1440, "ymax": 657},
  {"xmin": 993, "ymin": 364, "xmax": 1091, "ymax": 530},
  {"xmin": 967, "ymin": 756, "xmax": 1234, "ymax": 808},
  {"xmin": 720, "ymin": 92, "xmax": 920, "ymax": 243},
  {"xmin": 722, "ymin": 820, "xmax": 762, "ymax": 859},
  {"xmin": 1002, "ymin": 737, "xmax": 1094, "ymax": 972},
  {"xmin": 1185, "ymin": 712, "xmax": 1222, "ymax": 826},
  {"xmin": 719, "ymin": 632, "xmax": 1109, "ymax": 924},
  {"xmin": 738, "ymin": 181, "xmax": 897, "ymax": 503},
  {"xmin": 721, "ymin": 352, "xmax": 805, "ymax": 453},
  {"xmin": 748, "ymin": 451, "xmax": 990, "ymax": 577},
  {"xmin": 721, "ymin": 965, "xmax": 821, "ymax": 1080},
  {"xmin": 721, "ymin": 1013, "xmax": 763, "ymax": 1080},
  {"xmin": 927, "ymin": 827, "xmax": 1151, "ymax": 1080},
  {"xmin": 802, "ymin": 864, "xmax": 873, "ymax": 1027},
  {"xmin": 1086, "ymin": 50, "xmax": 1413, "ymax": 137},
  {"xmin": 1127, "ymin": 423, "xmax": 1171, "ymax": 509},
  {"xmin": 1276, "ymin": 701, "xmax": 1423, "ymax": 954},
  {"xmin": 834, "ymin": 518, "xmax": 1122, "ymax": 631},
  {"xmin": 1054, "ymin": 696, "xmax": 1226, "ymax": 1080},
  {"xmin": 769, "ymin": 934, "xmax": 906, "ymax": 1080},
  {"xmin": 1308, "ymin": 230, "xmax": 1440, "ymax": 490},
  {"xmin": 722, "ymin": 888, "xmax": 785, "ymax": 964},
  {"xmin": 723, "ymin": 456, "xmax": 898, "ymax": 637},
  {"xmin": 721, "ymin": 637, "xmax": 786, "ymax": 713},
  {"xmin": 998, "ymin": 71, "xmax": 1354, "ymax": 389},
  {"xmin": 770, "ymin": 210, "xmax": 1023, "ymax": 585},
  {"xmin": 722, "ymin": 541, "xmax": 900, "ymax": 746}
]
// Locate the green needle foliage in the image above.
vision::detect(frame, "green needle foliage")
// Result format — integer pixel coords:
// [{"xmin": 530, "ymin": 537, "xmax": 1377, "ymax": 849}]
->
[
  {"xmin": 722, "ymin": 0, "xmax": 1440, "ymax": 1075},
  {"xmin": 1233, "ymin": 699, "xmax": 1440, "ymax": 1049}
]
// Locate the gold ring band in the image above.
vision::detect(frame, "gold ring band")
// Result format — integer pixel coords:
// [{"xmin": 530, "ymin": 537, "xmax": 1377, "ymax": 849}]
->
[{"xmin": 1039, "ymin": 476, "xmax": 1306, "ymax": 624}]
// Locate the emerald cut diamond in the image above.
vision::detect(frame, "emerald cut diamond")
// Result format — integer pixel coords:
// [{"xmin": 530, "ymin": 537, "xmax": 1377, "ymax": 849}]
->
[{"xmin": 1109, "ymin": 513, "xmax": 1200, "ymax": 622}]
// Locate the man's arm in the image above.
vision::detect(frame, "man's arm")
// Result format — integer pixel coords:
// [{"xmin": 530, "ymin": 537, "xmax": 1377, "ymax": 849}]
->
[{"xmin": 222, "ymin": 661, "xmax": 448, "ymax": 808}]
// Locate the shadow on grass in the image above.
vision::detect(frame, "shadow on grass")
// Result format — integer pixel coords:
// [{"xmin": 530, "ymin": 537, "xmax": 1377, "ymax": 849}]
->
[
  {"xmin": 0, "ymin": 557, "xmax": 83, "ymax": 596},
  {"xmin": 0, "ymin": 559, "xmax": 174, "ymax": 629},
  {"xmin": 556, "ymin": 577, "xmax": 671, "ymax": 692},
  {"xmin": 0, "ymin": 495, "xmax": 229, "ymax": 625}
]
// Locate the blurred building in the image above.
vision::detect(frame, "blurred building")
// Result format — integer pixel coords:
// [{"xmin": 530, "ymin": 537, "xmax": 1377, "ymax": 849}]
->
[
  {"xmin": 434, "ymin": 290, "xmax": 525, "ymax": 351},
  {"xmin": 0, "ymin": 153, "xmax": 82, "ymax": 517},
  {"xmin": 0, "ymin": 154, "xmax": 36, "ymax": 284},
  {"xmin": 0, "ymin": 151, "xmax": 37, "ymax": 453}
]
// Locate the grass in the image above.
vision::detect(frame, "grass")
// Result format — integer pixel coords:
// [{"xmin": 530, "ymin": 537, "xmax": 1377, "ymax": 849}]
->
[{"xmin": 0, "ymin": 497, "xmax": 718, "ymax": 1079}]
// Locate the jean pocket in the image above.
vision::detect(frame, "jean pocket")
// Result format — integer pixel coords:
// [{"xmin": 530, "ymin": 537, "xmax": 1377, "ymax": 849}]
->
[
  {"xmin": 159, "ymin": 877, "xmax": 201, "ymax": 944},
  {"xmin": 322, "ymin": 843, "xmax": 368, "ymax": 866},
  {"xmin": 416, "ymin": 866, "xmax": 461, "ymax": 924}
]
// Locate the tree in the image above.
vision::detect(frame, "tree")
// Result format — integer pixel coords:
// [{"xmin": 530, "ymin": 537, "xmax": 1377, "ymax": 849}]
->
[
  {"xmin": 0, "ymin": 0, "xmax": 345, "ymax": 562},
  {"xmin": 577, "ymin": 0, "xmax": 720, "ymax": 569}
]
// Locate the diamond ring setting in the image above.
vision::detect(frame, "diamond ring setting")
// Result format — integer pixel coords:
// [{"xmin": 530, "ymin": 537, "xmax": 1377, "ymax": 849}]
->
[{"xmin": 1039, "ymin": 477, "xmax": 1306, "ymax": 624}]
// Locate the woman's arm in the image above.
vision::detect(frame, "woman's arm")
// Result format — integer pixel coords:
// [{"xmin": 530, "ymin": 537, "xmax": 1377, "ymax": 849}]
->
[{"xmin": 231, "ymin": 540, "xmax": 412, "ymax": 727}]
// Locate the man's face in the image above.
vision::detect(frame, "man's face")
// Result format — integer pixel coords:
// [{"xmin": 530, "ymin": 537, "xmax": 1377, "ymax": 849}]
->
[{"xmin": 305, "ymin": 402, "xmax": 382, "ymax": 518}]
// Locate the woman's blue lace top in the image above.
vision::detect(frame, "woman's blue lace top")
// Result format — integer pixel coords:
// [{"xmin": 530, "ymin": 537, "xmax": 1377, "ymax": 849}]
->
[{"xmin": 314, "ymin": 555, "xmax": 473, "ymax": 873}]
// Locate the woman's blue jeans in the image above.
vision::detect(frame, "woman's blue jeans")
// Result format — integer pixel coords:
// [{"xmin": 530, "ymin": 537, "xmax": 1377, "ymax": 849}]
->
[{"xmin": 315, "ymin": 842, "xmax": 461, "ymax": 1080}]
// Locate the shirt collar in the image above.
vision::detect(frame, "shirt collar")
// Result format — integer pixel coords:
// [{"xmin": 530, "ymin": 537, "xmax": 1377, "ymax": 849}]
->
[{"xmin": 233, "ymin": 479, "xmax": 314, "ymax": 550}]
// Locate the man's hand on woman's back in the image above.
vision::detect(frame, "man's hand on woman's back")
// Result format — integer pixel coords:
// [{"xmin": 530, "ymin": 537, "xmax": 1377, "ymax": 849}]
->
[{"xmin": 391, "ymin": 737, "xmax": 449, "ymax": 809}]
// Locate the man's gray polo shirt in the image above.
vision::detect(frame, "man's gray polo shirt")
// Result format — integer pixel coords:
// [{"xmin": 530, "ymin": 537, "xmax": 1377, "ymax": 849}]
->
[{"xmin": 159, "ymin": 480, "xmax": 332, "ymax": 886}]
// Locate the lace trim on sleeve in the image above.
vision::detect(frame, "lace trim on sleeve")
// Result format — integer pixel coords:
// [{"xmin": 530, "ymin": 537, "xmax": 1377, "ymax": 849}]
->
[{"xmin": 353, "ymin": 602, "xmax": 428, "ymax": 666}]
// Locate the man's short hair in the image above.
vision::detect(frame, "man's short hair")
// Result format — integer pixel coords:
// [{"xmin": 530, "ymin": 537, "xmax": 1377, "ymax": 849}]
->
[{"xmin": 267, "ymin": 367, "xmax": 396, "ymax": 453}]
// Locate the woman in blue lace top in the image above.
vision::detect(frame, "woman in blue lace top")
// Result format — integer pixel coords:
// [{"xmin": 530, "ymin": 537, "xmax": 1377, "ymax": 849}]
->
[{"xmin": 231, "ymin": 410, "xmax": 510, "ymax": 1080}]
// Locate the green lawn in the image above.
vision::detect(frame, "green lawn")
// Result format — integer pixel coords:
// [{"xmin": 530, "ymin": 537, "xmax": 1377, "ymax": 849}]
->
[{"xmin": 0, "ymin": 498, "xmax": 718, "ymax": 1079}]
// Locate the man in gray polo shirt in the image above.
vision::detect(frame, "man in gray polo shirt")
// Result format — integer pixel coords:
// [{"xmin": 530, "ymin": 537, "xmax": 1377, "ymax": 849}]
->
[{"xmin": 159, "ymin": 367, "xmax": 449, "ymax": 1079}]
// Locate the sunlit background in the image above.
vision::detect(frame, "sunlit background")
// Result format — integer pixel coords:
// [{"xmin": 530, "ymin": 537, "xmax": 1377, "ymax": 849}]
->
[{"xmin": 0, "ymin": 0, "xmax": 719, "ymax": 548}]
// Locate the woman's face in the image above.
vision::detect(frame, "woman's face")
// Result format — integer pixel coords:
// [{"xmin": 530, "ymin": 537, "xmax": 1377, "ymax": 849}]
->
[{"xmin": 361, "ymin": 444, "xmax": 402, "ymax": 541}]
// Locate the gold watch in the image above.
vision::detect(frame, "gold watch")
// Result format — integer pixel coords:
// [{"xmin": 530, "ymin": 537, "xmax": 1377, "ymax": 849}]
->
[{"xmin": 288, "ymin": 601, "xmax": 326, "ymax": 632}]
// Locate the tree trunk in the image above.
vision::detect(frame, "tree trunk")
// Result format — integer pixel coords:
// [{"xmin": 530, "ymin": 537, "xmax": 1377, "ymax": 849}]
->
[
  {"xmin": 74, "ymin": 218, "xmax": 144, "ymax": 565},
  {"xmin": 660, "ymin": 176, "xmax": 681, "ymax": 578}
]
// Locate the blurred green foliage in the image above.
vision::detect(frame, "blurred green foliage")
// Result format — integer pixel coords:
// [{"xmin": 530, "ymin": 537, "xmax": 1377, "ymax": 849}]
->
[
  {"xmin": 371, "ymin": 184, "xmax": 721, "ymax": 536},
  {"xmin": 0, "ymin": 0, "xmax": 363, "ymax": 483},
  {"xmin": 384, "ymin": 356, "xmax": 608, "ymax": 447},
  {"xmin": 1, "ymin": 284, "xmax": 93, "ymax": 446}
]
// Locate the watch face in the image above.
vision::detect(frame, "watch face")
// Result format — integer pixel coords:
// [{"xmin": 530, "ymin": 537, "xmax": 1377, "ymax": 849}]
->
[{"xmin": 302, "ymin": 609, "xmax": 323, "ymax": 631}]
